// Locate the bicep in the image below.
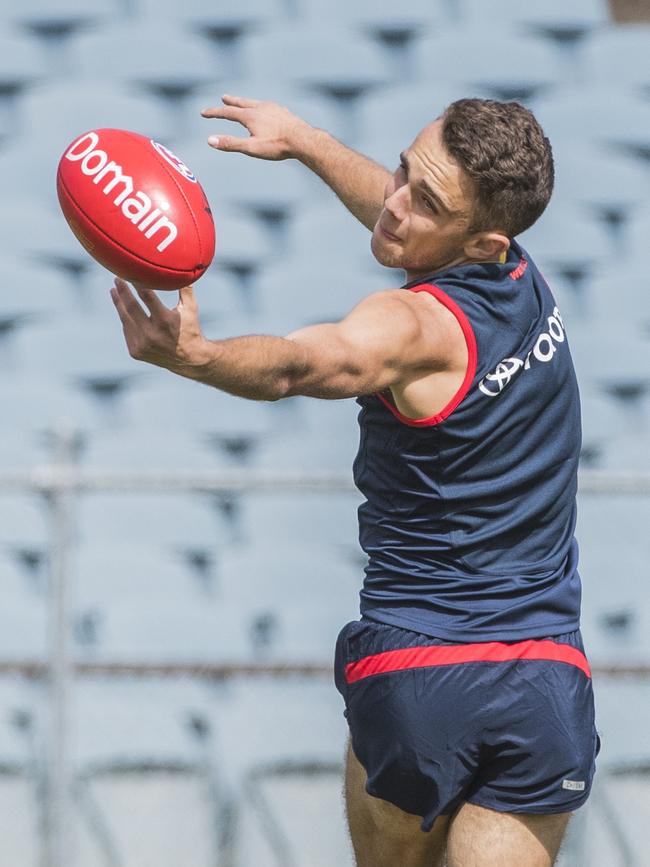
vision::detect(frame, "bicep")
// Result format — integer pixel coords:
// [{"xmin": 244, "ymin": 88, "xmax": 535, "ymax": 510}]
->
[{"xmin": 283, "ymin": 292, "xmax": 446, "ymax": 399}]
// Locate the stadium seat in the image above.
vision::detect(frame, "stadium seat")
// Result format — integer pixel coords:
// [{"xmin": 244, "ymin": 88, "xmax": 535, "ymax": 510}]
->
[
  {"xmin": 71, "ymin": 679, "xmax": 219, "ymax": 866},
  {"xmin": 580, "ymin": 24, "xmax": 650, "ymax": 94},
  {"xmin": 120, "ymin": 377, "xmax": 274, "ymax": 463},
  {"xmin": 74, "ymin": 598, "xmax": 250, "ymax": 663},
  {"xmin": 533, "ymin": 87, "xmax": 650, "ymax": 162},
  {"xmin": 458, "ymin": 0, "xmax": 609, "ymax": 41},
  {"xmin": 411, "ymin": 32, "xmax": 561, "ymax": 101},
  {"xmin": 240, "ymin": 25, "xmax": 389, "ymax": 98},
  {"xmin": 7, "ymin": 0, "xmax": 115, "ymax": 37},
  {"xmin": 254, "ymin": 419, "xmax": 359, "ymax": 474},
  {"xmin": 0, "ymin": 259, "xmax": 73, "ymax": 340},
  {"xmin": 584, "ymin": 260, "xmax": 649, "ymax": 333},
  {"xmin": 13, "ymin": 82, "xmax": 174, "ymax": 178},
  {"xmin": 236, "ymin": 491, "xmax": 362, "ymax": 554},
  {"xmin": 579, "ymin": 390, "xmax": 630, "ymax": 468},
  {"xmin": 0, "ymin": 201, "xmax": 98, "ymax": 279},
  {"xmin": 353, "ymin": 83, "xmax": 470, "ymax": 167},
  {"xmin": 0, "ymin": 377, "xmax": 102, "ymax": 434},
  {"xmin": 625, "ymin": 206, "xmax": 650, "ymax": 262},
  {"xmin": 253, "ymin": 260, "xmax": 388, "ymax": 327},
  {"xmin": 207, "ymin": 677, "xmax": 346, "ymax": 780},
  {"xmin": 298, "ymin": 0, "xmax": 446, "ymax": 40},
  {"xmin": 0, "ymin": 29, "xmax": 47, "ymax": 96},
  {"xmin": 518, "ymin": 203, "xmax": 614, "ymax": 284},
  {"xmin": 0, "ymin": 432, "xmax": 51, "ymax": 472},
  {"xmin": 135, "ymin": 0, "xmax": 282, "ymax": 39},
  {"xmin": 15, "ymin": 316, "xmax": 143, "ymax": 401},
  {"xmin": 215, "ymin": 546, "xmax": 360, "ymax": 661},
  {"xmin": 284, "ymin": 203, "xmax": 377, "ymax": 273},
  {"xmin": 597, "ymin": 431, "xmax": 650, "ymax": 473},
  {"xmin": 174, "ymin": 138, "xmax": 313, "ymax": 222},
  {"xmin": 67, "ymin": 23, "xmax": 223, "ymax": 98},
  {"xmin": 0, "ymin": 493, "xmax": 49, "ymax": 566},
  {"xmin": 75, "ymin": 491, "xmax": 226, "ymax": 552},
  {"xmin": 80, "ymin": 427, "xmax": 233, "ymax": 472},
  {"xmin": 550, "ymin": 146, "xmax": 650, "ymax": 227},
  {"xmin": 569, "ymin": 328, "xmax": 650, "ymax": 407},
  {"xmin": 0, "ymin": 555, "xmax": 47, "ymax": 659},
  {"xmin": 207, "ymin": 676, "xmax": 349, "ymax": 865}
]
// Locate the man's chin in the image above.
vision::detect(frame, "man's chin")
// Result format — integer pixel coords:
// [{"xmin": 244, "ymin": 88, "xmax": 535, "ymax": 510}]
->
[{"xmin": 370, "ymin": 232, "xmax": 403, "ymax": 269}]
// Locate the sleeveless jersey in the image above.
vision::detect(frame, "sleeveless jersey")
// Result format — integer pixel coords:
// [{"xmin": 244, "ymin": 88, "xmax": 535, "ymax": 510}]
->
[{"xmin": 354, "ymin": 240, "xmax": 582, "ymax": 642}]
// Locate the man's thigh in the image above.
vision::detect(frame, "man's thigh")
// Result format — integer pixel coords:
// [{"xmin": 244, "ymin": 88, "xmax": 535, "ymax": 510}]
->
[
  {"xmin": 447, "ymin": 802, "xmax": 571, "ymax": 867},
  {"xmin": 344, "ymin": 741, "xmax": 449, "ymax": 867}
]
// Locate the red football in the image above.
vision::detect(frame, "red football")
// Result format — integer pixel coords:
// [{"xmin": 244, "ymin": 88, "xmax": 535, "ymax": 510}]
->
[{"xmin": 57, "ymin": 128, "xmax": 216, "ymax": 290}]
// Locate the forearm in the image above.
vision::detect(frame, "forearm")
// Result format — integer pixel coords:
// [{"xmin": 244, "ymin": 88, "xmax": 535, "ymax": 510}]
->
[
  {"xmin": 296, "ymin": 127, "xmax": 390, "ymax": 231},
  {"xmin": 178, "ymin": 334, "xmax": 308, "ymax": 402}
]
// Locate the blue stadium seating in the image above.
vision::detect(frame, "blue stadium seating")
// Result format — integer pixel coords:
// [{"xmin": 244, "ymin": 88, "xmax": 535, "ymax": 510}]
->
[
  {"xmin": 519, "ymin": 203, "xmax": 614, "ymax": 284},
  {"xmin": 580, "ymin": 24, "xmax": 650, "ymax": 93},
  {"xmin": 411, "ymin": 31, "xmax": 562, "ymax": 101},
  {"xmin": 67, "ymin": 23, "xmax": 223, "ymax": 98},
  {"xmin": 240, "ymin": 25, "xmax": 390, "ymax": 97},
  {"xmin": 298, "ymin": 0, "xmax": 446, "ymax": 40},
  {"xmin": 625, "ymin": 206, "xmax": 650, "ymax": 260},
  {"xmin": 15, "ymin": 81, "xmax": 174, "ymax": 164},
  {"xmin": 0, "ymin": 554, "xmax": 47, "ymax": 659},
  {"xmin": 75, "ymin": 493, "xmax": 226, "ymax": 551},
  {"xmin": 215, "ymin": 546, "xmax": 360, "ymax": 661},
  {"xmin": 284, "ymin": 203, "xmax": 377, "ymax": 273},
  {"xmin": 353, "ymin": 83, "xmax": 469, "ymax": 168},
  {"xmin": 5, "ymin": 0, "xmax": 115, "ymax": 36},
  {"xmin": 175, "ymin": 138, "xmax": 313, "ymax": 222},
  {"xmin": 0, "ymin": 377, "xmax": 103, "ymax": 433},
  {"xmin": 550, "ymin": 146, "xmax": 650, "ymax": 227},
  {"xmin": 458, "ymin": 0, "xmax": 609, "ymax": 40},
  {"xmin": 0, "ymin": 201, "xmax": 100, "ymax": 279},
  {"xmin": 533, "ymin": 87, "xmax": 650, "ymax": 162},
  {"xmin": 119, "ymin": 377, "xmax": 274, "ymax": 464},
  {"xmin": 0, "ymin": 29, "xmax": 47, "ymax": 94},
  {"xmin": 135, "ymin": 0, "xmax": 282, "ymax": 38},
  {"xmin": 253, "ymin": 260, "xmax": 388, "ymax": 326},
  {"xmin": 584, "ymin": 260, "xmax": 649, "ymax": 332}
]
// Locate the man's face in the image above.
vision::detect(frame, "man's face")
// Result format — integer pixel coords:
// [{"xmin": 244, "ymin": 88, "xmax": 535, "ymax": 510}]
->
[{"xmin": 370, "ymin": 118, "xmax": 478, "ymax": 280}]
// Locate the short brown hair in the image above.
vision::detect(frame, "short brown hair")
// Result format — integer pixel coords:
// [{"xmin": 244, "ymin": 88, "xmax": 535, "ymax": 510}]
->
[{"xmin": 441, "ymin": 98, "xmax": 554, "ymax": 238}]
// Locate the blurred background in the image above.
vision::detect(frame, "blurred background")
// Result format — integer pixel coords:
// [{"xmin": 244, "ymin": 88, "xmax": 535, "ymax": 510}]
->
[{"xmin": 0, "ymin": 0, "xmax": 649, "ymax": 864}]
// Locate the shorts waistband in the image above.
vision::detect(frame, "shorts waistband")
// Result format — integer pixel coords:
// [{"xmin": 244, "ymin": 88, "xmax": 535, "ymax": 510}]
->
[{"xmin": 345, "ymin": 638, "xmax": 592, "ymax": 685}]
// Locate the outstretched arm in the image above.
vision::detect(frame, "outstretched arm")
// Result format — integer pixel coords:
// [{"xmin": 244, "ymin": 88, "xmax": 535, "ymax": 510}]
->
[
  {"xmin": 111, "ymin": 279, "xmax": 455, "ymax": 402},
  {"xmin": 201, "ymin": 95, "xmax": 390, "ymax": 232}
]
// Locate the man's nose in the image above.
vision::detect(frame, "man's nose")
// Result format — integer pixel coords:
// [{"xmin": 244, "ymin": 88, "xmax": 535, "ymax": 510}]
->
[{"xmin": 385, "ymin": 183, "xmax": 408, "ymax": 221}]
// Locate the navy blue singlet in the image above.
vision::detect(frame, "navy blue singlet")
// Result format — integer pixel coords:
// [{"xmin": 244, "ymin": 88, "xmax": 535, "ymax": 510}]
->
[{"xmin": 354, "ymin": 240, "xmax": 582, "ymax": 642}]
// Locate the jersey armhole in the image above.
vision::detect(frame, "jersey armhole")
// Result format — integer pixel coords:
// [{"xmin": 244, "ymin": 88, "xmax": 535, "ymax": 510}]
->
[{"xmin": 375, "ymin": 282, "xmax": 478, "ymax": 428}]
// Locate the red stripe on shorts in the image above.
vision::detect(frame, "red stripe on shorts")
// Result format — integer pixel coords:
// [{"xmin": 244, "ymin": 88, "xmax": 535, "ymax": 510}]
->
[{"xmin": 345, "ymin": 638, "xmax": 592, "ymax": 684}]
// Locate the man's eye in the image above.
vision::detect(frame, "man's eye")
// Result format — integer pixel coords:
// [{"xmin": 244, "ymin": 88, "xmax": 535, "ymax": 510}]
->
[{"xmin": 423, "ymin": 196, "xmax": 437, "ymax": 213}]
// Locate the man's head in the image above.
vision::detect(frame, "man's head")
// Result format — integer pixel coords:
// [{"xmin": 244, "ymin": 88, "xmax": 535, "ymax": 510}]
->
[{"xmin": 370, "ymin": 98, "xmax": 554, "ymax": 281}]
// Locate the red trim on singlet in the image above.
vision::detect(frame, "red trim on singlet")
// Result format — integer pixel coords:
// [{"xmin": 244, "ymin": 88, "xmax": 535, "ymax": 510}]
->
[
  {"xmin": 374, "ymin": 283, "xmax": 478, "ymax": 428},
  {"xmin": 345, "ymin": 638, "xmax": 592, "ymax": 684}
]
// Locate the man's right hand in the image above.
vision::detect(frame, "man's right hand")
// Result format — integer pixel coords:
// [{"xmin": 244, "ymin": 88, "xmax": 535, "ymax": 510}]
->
[{"xmin": 201, "ymin": 94, "xmax": 314, "ymax": 161}]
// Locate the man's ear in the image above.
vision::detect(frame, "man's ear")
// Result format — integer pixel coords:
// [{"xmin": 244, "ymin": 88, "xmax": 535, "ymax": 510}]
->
[{"xmin": 464, "ymin": 232, "xmax": 510, "ymax": 262}]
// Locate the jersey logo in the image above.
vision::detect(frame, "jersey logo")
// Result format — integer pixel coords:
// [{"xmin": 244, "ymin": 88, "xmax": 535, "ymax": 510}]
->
[
  {"xmin": 478, "ymin": 307, "xmax": 566, "ymax": 398},
  {"xmin": 562, "ymin": 780, "xmax": 585, "ymax": 791}
]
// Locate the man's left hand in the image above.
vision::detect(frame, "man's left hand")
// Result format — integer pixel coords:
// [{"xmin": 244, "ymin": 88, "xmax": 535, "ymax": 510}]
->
[{"xmin": 110, "ymin": 278, "xmax": 213, "ymax": 377}]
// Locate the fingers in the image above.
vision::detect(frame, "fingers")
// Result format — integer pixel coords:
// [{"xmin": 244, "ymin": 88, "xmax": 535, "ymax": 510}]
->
[
  {"xmin": 212, "ymin": 94, "xmax": 261, "ymax": 111},
  {"xmin": 207, "ymin": 135, "xmax": 261, "ymax": 156},
  {"xmin": 178, "ymin": 284, "xmax": 197, "ymax": 310},
  {"xmin": 111, "ymin": 277, "xmax": 147, "ymax": 326},
  {"xmin": 132, "ymin": 282, "xmax": 170, "ymax": 319}
]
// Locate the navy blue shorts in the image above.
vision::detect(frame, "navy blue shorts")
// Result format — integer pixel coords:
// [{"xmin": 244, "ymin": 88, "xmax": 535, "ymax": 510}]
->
[{"xmin": 334, "ymin": 617, "xmax": 599, "ymax": 831}]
